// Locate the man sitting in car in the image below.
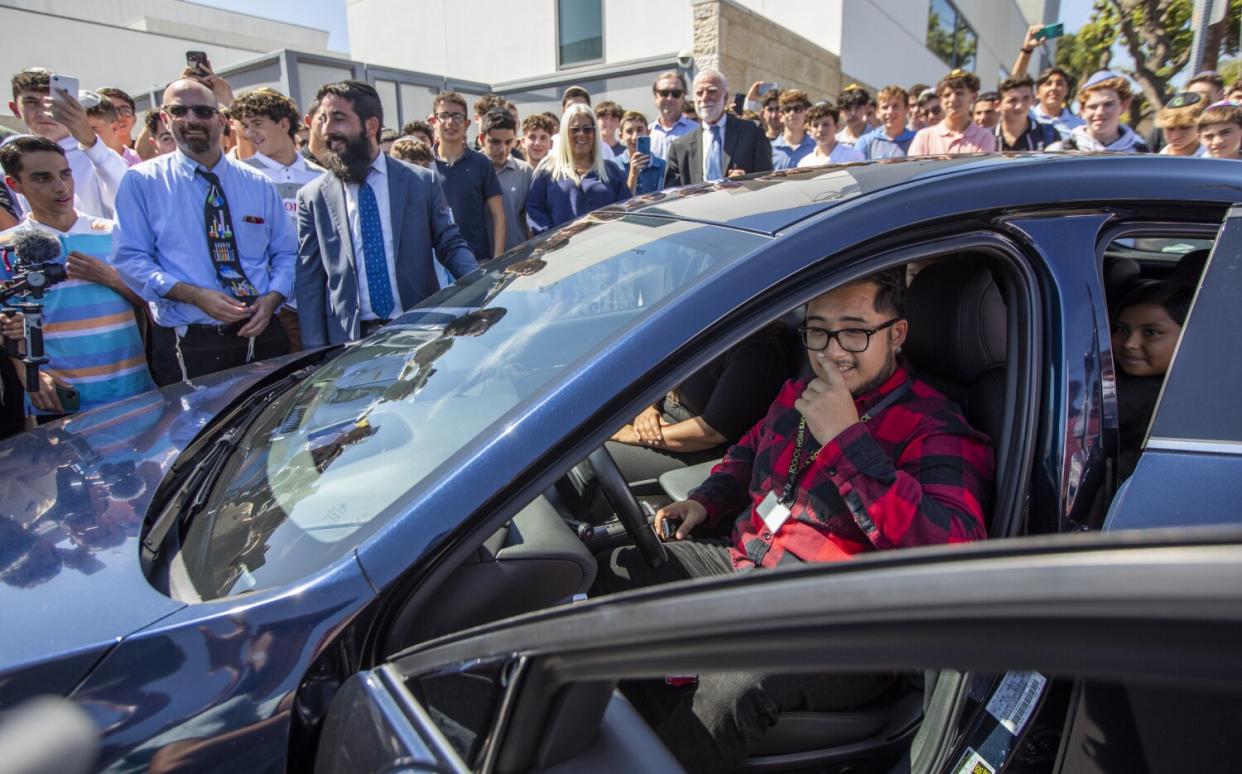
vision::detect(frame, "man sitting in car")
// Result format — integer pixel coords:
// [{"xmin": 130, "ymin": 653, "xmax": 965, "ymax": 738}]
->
[{"xmin": 593, "ymin": 267, "xmax": 995, "ymax": 772}]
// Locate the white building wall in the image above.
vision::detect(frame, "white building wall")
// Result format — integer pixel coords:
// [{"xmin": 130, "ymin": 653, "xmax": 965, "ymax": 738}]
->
[
  {"xmin": 730, "ymin": 0, "xmax": 844, "ymax": 55},
  {"xmin": 833, "ymin": 0, "xmax": 1038, "ymax": 91},
  {"xmin": 2, "ymin": 0, "xmax": 329, "ymax": 51},
  {"xmin": 602, "ymin": 0, "xmax": 694, "ymax": 65},
  {"xmin": 345, "ymin": 0, "xmax": 1043, "ymax": 95},
  {"xmin": 347, "ymin": 0, "xmax": 689, "ymax": 85},
  {"xmin": 0, "ymin": 4, "xmax": 286, "ymax": 102},
  {"xmin": 346, "ymin": 0, "xmax": 558, "ymax": 84}
]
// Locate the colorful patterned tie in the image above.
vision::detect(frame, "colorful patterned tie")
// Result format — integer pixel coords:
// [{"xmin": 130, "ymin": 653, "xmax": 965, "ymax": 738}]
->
[
  {"xmin": 197, "ymin": 168, "xmax": 258, "ymax": 301},
  {"xmin": 706, "ymin": 124, "xmax": 724, "ymax": 182},
  {"xmin": 357, "ymin": 176, "xmax": 395, "ymax": 319}
]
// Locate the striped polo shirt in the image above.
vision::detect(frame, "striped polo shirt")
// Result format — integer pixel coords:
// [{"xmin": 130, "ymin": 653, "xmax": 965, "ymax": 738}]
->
[{"xmin": 0, "ymin": 214, "xmax": 154, "ymax": 414}]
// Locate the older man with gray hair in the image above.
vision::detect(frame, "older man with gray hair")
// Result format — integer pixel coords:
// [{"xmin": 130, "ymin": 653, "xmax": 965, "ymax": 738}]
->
[{"xmin": 666, "ymin": 69, "xmax": 772, "ymax": 187}]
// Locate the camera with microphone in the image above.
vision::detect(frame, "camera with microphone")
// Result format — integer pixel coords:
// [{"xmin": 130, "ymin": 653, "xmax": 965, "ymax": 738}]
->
[{"xmin": 1, "ymin": 229, "xmax": 70, "ymax": 391}]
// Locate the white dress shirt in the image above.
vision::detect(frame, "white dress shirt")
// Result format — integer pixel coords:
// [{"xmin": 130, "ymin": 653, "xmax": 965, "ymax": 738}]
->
[
  {"xmin": 700, "ymin": 112, "xmax": 728, "ymax": 181},
  {"xmin": 343, "ymin": 152, "xmax": 403, "ymax": 321}
]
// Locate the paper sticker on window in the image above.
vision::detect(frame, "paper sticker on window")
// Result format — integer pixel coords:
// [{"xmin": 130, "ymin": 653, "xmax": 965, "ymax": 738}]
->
[
  {"xmin": 985, "ymin": 670, "xmax": 1047, "ymax": 735},
  {"xmin": 952, "ymin": 747, "xmax": 995, "ymax": 774}
]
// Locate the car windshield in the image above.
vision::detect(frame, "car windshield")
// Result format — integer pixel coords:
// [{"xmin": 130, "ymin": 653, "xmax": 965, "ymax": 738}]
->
[{"xmin": 176, "ymin": 214, "xmax": 767, "ymax": 600}]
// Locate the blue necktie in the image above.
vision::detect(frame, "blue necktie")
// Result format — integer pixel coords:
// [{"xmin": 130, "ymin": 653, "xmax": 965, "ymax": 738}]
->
[
  {"xmin": 357, "ymin": 177, "xmax": 395, "ymax": 319},
  {"xmin": 706, "ymin": 124, "xmax": 723, "ymax": 182}
]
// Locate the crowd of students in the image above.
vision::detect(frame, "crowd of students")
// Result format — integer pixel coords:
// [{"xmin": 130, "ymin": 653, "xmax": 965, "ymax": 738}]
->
[{"xmin": 0, "ymin": 20, "xmax": 1238, "ymax": 436}]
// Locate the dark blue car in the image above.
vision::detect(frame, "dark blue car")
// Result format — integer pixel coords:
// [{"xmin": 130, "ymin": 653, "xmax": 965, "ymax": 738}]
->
[{"xmin": 3, "ymin": 153, "xmax": 1241, "ymax": 773}]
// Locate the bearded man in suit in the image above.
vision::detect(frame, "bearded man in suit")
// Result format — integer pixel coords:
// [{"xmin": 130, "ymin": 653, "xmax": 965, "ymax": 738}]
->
[
  {"xmin": 296, "ymin": 80, "xmax": 477, "ymax": 347},
  {"xmin": 666, "ymin": 69, "xmax": 773, "ymax": 187}
]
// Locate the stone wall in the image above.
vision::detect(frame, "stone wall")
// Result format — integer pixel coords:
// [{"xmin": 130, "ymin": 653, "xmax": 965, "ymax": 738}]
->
[{"xmin": 692, "ymin": 0, "xmax": 842, "ymax": 102}]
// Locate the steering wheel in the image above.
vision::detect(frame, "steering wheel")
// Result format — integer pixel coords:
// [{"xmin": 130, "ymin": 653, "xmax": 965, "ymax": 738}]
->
[{"xmin": 587, "ymin": 446, "xmax": 668, "ymax": 568}]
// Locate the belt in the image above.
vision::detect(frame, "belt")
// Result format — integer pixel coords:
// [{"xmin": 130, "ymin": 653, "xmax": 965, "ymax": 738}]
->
[
  {"xmin": 183, "ymin": 322, "xmax": 245, "ymax": 336},
  {"xmin": 360, "ymin": 318, "xmax": 392, "ymax": 336}
]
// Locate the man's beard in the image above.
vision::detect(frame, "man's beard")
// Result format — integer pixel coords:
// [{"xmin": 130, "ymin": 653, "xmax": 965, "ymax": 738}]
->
[
  {"xmin": 175, "ymin": 123, "xmax": 214, "ymax": 155},
  {"xmin": 851, "ymin": 353, "xmax": 899, "ymax": 397},
  {"xmin": 324, "ymin": 131, "xmax": 375, "ymax": 184}
]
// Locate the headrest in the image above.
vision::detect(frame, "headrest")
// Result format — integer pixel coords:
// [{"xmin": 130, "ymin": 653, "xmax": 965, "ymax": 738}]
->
[
  {"xmin": 1171, "ymin": 248, "xmax": 1209, "ymax": 287},
  {"xmin": 904, "ymin": 262, "xmax": 1006, "ymax": 383}
]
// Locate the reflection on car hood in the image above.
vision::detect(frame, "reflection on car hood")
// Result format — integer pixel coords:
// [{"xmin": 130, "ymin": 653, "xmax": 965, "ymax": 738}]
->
[
  {"xmin": 603, "ymin": 154, "xmax": 1005, "ymax": 233},
  {"xmin": 0, "ymin": 356, "xmax": 295, "ymax": 695}
]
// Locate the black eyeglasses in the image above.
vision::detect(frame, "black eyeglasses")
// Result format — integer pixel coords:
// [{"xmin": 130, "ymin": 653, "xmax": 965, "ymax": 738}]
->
[
  {"xmin": 436, "ymin": 111, "xmax": 467, "ymax": 123},
  {"xmin": 163, "ymin": 104, "xmax": 218, "ymax": 119},
  {"xmin": 568, "ymin": 125, "xmax": 596, "ymax": 135},
  {"xmin": 782, "ymin": 104, "xmax": 809, "ymax": 114},
  {"xmin": 797, "ymin": 319, "xmax": 899, "ymax": 353},
  {"xmin": 656, "ymin": 89, "xmax": 685, "ymax": 98}
]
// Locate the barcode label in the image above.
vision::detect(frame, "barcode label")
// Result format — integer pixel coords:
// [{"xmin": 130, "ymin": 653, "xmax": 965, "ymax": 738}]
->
[
  {"xmin": 984, "ymin": 671, "xmax": 1047, "ymax": 735},
  {"xmin": 952, "ymin": 747, "xmax": 995, "ymax": 774}
]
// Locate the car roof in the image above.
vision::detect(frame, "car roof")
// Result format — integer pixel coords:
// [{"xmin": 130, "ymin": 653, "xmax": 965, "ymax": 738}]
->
[{"xmin": 602, "ymin": 153, "xmax": 1242, "ymax": 235}]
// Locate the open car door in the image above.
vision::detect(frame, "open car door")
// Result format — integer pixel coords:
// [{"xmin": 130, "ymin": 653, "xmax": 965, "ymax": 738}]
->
[{"xmin": 314, "ymin": 528, "xmax": 1242, "ymax": 774}]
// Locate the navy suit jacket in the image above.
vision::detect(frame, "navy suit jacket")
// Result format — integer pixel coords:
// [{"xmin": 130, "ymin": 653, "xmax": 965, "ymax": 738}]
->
[
  {"xmin": 665, "ymin": 114, "xmax": 773, "ymax": 187},
  {"xmin": 296, "ymin": 155, "xmax": 478, "ymax": 346}
]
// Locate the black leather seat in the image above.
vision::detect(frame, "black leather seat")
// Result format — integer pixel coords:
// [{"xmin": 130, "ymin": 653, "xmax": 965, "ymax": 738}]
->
[{"xmin": 902, "ymin": 261, "xmax": 1008, "ymax": 477}]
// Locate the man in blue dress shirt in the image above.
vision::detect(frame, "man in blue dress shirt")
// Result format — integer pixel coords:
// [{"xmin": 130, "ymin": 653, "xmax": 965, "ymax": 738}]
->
[
  {"xmin": 649, "ymin": 72, "xmax": 699, "ymax": 160},
  {"xmin": 112, "ymin": 78, "xmax": 296, "ymax": 386}
]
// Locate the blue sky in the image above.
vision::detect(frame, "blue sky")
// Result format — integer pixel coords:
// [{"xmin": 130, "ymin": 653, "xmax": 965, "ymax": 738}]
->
[{"xmin": 195, "ymin": 0, "xmax": 1099, "ymax": 59}]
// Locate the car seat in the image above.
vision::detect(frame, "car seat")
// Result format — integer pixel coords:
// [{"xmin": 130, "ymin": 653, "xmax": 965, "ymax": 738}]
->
[{"xmin": 902, "ymin": 260, "xmax": 1008, "ymax": 487}]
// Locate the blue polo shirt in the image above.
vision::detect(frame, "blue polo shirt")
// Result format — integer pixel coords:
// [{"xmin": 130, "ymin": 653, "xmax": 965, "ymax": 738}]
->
[
  {"xmin": 857, "ymin": 127, "xmax": 917, "ymax": 160},
  {"xmin": 771, "ymin": 133, "xmax": 817, "ymax": 170},
  {"xmin": 615, "ymin": 149, "xmax": 668, "ymax": 194},
  {"xmin": 435, "ymin": 147, "xmax": 503, "ymax": 261}
]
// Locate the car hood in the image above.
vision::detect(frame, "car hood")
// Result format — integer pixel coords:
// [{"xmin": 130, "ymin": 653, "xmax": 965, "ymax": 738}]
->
[{"xmin": 0, "ymin": 355, "xmax": 301, "ymax": 695}]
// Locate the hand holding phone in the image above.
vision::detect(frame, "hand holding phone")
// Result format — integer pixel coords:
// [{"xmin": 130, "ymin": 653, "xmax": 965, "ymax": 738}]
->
[
  {"xmin": 636, "ymin": 135, "xmax": 651, "ymax": 155},
  {"xmin": 1034, "ymin": 22, "xmax": 1064, "ymax": 42},
  {"xmin": 49, "ymin": 74, "xmax": 79, "ymax": 106},
  {"xmin": 55, "ymin": 384, "xmax": 80, "ymax": 413},
  {"xmin": 186, "ymin": 51, "xmax": 210, "ymax": 75}
]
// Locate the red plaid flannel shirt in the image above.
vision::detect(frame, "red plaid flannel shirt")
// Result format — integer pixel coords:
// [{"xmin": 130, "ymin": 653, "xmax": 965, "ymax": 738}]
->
[{"xmin": 688, "ymin": 360, "xmax": 993, "ymax": 569}]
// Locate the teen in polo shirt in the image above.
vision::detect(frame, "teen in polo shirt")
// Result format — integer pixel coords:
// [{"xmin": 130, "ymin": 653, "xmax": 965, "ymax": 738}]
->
[
  {"xmin": 0, "ymin": 136, "xmax": 152, "ymax": 420},
  {"xmin": 857, "ymin": 85, "xmax": 917, "ymax": 159},
  {"xmin": 770, "ymin": 89, "xmax": 815, "ymax": 170},
  {"xmin": 908, "ymin": 69, "xmax": 997, "ymax": 156}
]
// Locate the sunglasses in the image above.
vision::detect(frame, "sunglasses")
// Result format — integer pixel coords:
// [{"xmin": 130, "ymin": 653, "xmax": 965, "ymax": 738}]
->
[
  {"xmin": 781, "ymin": 104, "xmax": 809, "ymax": 114},
  {"xmin": 656, "ymin": 89, "xmax": 685, "ymax": 98},
  {"xmin": 163, "ymin": 104, "xmax": 219, "ymax": 119},
  {"xmin": 568, "ymin": 125, "xmax": 596, "ymax": 135}
]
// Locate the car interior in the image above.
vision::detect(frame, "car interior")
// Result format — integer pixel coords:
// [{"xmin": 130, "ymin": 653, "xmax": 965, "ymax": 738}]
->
[{"xmin": 372, "ymin": 240, "xmax": 1041, "ymax": 772}]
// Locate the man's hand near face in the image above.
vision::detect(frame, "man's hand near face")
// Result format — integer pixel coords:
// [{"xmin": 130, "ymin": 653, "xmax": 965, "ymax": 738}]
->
[{"xmin": 794, "ymin": 351, "xmax": 861, "ymax": 446}]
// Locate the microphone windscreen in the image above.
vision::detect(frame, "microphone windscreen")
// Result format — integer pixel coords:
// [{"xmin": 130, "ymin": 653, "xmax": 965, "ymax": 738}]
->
[{"xmin": 10, "ymin": 229, "xmax": 63, "ymax": 267}]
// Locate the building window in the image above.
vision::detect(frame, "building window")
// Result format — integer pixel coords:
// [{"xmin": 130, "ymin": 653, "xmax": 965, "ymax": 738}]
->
[
  {"xmin": 558, "ymin": 0, "xmax": 603, "ymax": 68},
  {"xmin": 927, "ymin": 0, "xmax": 977, "ymax": 70}
]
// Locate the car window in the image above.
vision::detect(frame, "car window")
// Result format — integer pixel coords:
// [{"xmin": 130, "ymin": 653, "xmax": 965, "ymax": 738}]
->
[
  {"xmin": 1148, "ymin": 209, "xmax": 1242, "ymax": 445},
  {"xmin": 174, "ymin": 215, "xmax": 767, "ymax": 601}
]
